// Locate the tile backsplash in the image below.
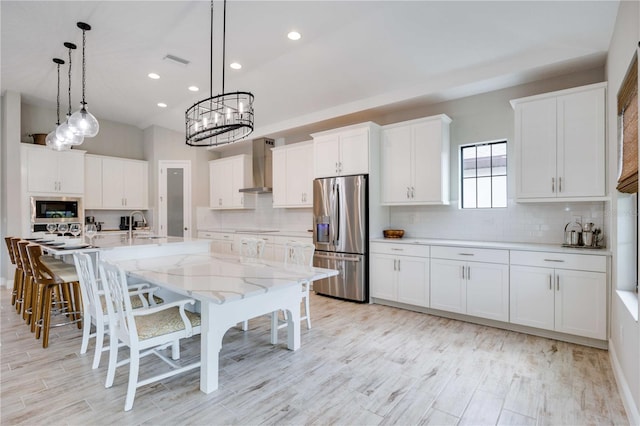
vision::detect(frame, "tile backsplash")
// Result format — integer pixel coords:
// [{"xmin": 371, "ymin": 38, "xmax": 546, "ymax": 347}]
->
[{"xmin": 388, "ymin": 200, "xmax": 607, "ymax": 245}]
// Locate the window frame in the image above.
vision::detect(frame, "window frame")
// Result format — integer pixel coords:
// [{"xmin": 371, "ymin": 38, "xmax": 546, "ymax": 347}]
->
[{"xmin": 459, "ymin": 139, "xmax": 508, "ymax": 209}]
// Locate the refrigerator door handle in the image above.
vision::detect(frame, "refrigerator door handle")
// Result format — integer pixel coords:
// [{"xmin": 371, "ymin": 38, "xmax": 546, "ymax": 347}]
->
[
  {"xmin": 334, "ymin": 183, "xmax": 340, "ymax": 246},
  {"xmin": 314, "ymin": 252, "xmax": 361, "ymax": 262}
]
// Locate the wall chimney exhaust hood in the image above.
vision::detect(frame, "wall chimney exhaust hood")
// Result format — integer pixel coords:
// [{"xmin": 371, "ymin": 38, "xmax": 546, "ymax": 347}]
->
[{"xmin": 239, "ymin": 138, "xmax": 274, "ymax": 193}]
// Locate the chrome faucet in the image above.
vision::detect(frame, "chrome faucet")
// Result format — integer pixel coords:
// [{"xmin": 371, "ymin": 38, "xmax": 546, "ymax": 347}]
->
[{"xmin": 128, "ymin": 210, "xmax": 147, "ymax": 240}]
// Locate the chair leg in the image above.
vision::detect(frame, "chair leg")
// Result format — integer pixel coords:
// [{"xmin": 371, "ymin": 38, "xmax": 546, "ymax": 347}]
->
[
  {"xmin": 42, "ymin": 287, "xmax": 54, "ymax": 348},
  {"xmin": 242, "ymin": 320, "xmax": 248, "ymax": 331},
  {"xmin": 33, "ymin": 284, "xmax": 44, "ymax": 336},
  {"xmin": 171, "ymin": 340, "xmax": 181, "ymax": 360},
  {"xmin": 14, "ymin": 271, "xmax": 24, "ymax": 314},
  {"xmin": 72, "ymin": 282, "xmax": 83, "ymax": 329},
  {"xmin": 22, "ymin": 276, "xmax": 33, "ymax": 323},
  {"xmin": 92, "ymin": 318, "xmax": 105, "ymax": 369},
  {"xmin": 105, "ymin": 330, "xmax": 119, "ymax": 388},
  {"xmin": 304, "ymin": 293, "xmax": 311, "ymax": 330},
  {"xmin": 124, "ymin": 350, "xmax": 140, "ymax": 411}
]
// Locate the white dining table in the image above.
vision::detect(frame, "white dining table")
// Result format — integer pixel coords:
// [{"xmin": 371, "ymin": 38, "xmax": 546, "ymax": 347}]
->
[{"xmin": 109, "ymin": 252, "xmax": 338, "ymax": 394}]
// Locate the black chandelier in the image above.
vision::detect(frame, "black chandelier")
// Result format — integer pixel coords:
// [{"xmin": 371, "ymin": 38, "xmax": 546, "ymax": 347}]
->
[{"xmin": 185, "ymin": 0, "xmax": 254, "ymax": 147}]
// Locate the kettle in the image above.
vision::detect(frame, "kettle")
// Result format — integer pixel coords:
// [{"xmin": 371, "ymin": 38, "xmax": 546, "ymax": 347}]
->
[{"xmin": 564, "ymin": 220, "xmax": 583, "ymax": 246}]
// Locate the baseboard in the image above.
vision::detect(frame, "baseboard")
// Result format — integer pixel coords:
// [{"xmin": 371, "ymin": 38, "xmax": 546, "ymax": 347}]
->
[{"xmin": 609, "ymin": 339, "xmax": 640, "ymax": 425}]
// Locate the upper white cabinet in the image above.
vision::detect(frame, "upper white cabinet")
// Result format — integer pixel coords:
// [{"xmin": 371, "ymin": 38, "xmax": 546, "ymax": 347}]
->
[
  {"xmin": 510, "ymin": 250, "xmax": 607, "ymax": 340},
  {"xmin": 272, "ymin": 141, "xmax": 313, "ymax": 208},
  {"xmin": 209, "ymin": 154, "xmax": 254, "ymax": 210},
  {"xmin": 312, "ymin": 122, "xmax": 379, "ymax": 178},
  {"xmin": 381, "ymin": 115, "xmax": 451, "ymax": 205},
  {"xmin": 511, "ymin": 83, "xmax": 606, "ymax": 201},
  {"xmin": 85, "ymin": 154, "xmax": 148, "ymax": 210},
  {"xmin": 22, "ymin": 144, "xmax": 85, "ymax": 195}
]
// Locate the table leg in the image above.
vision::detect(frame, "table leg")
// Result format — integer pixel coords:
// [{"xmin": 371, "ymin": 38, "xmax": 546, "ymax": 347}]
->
[
  {"xmin": 199, "ymin": 302, "xmax": 221, "ymax": 394},
  {"xmin": 285, "ymin": 299, "xmax": 301, "ymax": 350}
]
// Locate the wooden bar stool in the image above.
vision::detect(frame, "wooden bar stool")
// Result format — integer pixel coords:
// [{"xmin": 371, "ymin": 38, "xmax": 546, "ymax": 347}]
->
[
  {"xmin": 27, "ymin": 244, "xmax": 83, "ymax": 348},
  {"xmin": 18, "ymin": 241, "xmax": 37, "ymax": 324},
  {"xmin": 4, "ymin": 237, "xmax": 19, "ymax": 306},
  {"xmin": 10, "ymin": 238, "xmax": 26, "ymax": 315}
]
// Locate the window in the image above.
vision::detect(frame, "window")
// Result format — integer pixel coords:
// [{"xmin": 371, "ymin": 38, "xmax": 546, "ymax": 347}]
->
[{"xmin": 461, "ymin": 140, "xmax": 507, "ymax": 209}]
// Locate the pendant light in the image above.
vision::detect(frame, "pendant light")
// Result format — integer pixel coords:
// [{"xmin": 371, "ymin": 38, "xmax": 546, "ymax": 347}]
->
[
  {"xmin": 68, "ymin": 22, "xmax": 99, "ymax": 138},
  {"xmin": 55, "ymin": 42, "xmax": 84, "ymax": 146},
  {"xmin": 45, "ymin": 58, "xmax": 71, "ymax": 151},
  {"xmin": 185, "ymin": 0, "xmax": 254, "ymax": 147}
]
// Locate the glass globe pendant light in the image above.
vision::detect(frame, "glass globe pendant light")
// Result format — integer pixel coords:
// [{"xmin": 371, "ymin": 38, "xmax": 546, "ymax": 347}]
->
[
  {"xmin": 46, "ymin": 58, "xmax": 71, "ymax": 151},
  {"xmin": 56, "ymin": 42, "xmax": 84, "ymax": 146},
  {"xmin": 68, "ymin": 22, "xmax": 99, "ymax": 138}
]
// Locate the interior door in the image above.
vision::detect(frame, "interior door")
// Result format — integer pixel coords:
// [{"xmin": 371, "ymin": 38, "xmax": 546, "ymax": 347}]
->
[{"xmin": 159, "ymin": 160, "xmax": 191, "ymax": 238}]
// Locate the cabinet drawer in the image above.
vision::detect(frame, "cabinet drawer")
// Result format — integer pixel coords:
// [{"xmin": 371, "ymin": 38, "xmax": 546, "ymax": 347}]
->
[
  {"xmin": 198, "ymin": 231, "xmax": 215, "ymax": 239},
  {"xmin": 431, "ymin": 246, "xmax": 508, "ymax": 264},
  {"xmin": 255, "ymin": 234, "xmax": 277, "ymax": 244},
  {"xmin": 370, "ymin": 242, "xmax": 429, "ymax": 257},
  {"xmin": 209, "ymin": 232, "xmax": 234, "ymax": 242},
  {"xmin": 510, "ymin": 250, "xmax": 606, "ymax": 272}
]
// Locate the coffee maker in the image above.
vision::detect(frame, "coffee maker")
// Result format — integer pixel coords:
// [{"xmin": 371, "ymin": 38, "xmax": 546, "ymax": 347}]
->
[{"xmin": 120, "ymin": 216, "xmax": 132, "ymax": 230}]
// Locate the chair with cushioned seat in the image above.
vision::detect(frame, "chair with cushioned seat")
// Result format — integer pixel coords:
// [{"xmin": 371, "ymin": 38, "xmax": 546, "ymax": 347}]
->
[
  {"xmin": 99, "ymin": 260, "xmax": 202, "ymax": 411},
  {"xmin": 73, "ymin": 252, "xmax": 163, "ymax": 369}
]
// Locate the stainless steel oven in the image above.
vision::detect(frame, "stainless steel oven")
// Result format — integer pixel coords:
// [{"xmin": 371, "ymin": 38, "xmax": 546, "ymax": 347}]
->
[{"xmin": 30, "ymin": 196, "xmax": 83, "ymax": 225}]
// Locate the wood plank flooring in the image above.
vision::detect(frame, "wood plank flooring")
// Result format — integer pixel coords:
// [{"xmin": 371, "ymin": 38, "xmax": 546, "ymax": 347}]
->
[{"xmin": 1, "ymin": 287, "xmax": 629, "ymax": 425}]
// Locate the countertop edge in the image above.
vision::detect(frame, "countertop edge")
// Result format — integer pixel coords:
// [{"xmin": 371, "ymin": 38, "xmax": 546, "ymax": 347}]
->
[{"xmin": 370, "ymin": 237, "xmax": 612, "ymax": 255}]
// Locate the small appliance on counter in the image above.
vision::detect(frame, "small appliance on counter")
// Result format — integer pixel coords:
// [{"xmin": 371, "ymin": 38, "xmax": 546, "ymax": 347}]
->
[
  {"xmin": 563, "ymin": 219, "xmax": 604, "ymax": 249},
  {"xmin": 120, "ymin": 216, "xmax": 133, "ymax": 230}
]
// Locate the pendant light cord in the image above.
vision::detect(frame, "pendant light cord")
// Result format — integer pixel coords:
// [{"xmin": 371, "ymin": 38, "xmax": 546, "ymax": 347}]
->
[
  {"xmin": 67, "ymin": 47, "xmax": 73, "ymax": 116},
  {"xmin": 56, "ymin": 62, "xmax": 62, "ymax": 125},
  {"xmin": 81, "ymin": 28, "xmax": 86, "ymax": 106},
  {"xmin": 222, "ymin": 0, "xmax": 226, "ymax": 95},
  {"xmin": 209, "ymin": 0, "xmax": 213, "ymax": 99}
]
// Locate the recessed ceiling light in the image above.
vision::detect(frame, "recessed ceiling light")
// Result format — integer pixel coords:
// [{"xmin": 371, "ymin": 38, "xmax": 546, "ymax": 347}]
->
[
  {"xmin": 287, "ymin": 31, "xmax": 301, "ymax": 41},
  {"xmin": 157, "ymin": 102, "xmax": 167, "ymax": 108},
  {"xmin": 148, "ymin": 72, "xmax": 160, "ymax": 79},
  {"xmin": 188, "ymin": 86, "xmax": 199, "ymax": 92},
  {"xmin": 230, "ymin": 62, "xmax": 242, "ymax": 70}
]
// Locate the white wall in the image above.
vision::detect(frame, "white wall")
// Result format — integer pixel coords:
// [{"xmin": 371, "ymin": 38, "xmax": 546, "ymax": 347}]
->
[{"xmin": 605, "ymin": 0, "xmax": 640, "ymax": 423}]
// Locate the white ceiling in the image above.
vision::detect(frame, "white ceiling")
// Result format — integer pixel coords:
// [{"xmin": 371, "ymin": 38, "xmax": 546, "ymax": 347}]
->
[{"xmin": 1, "ymin": 1, "xmax": 619, "ymax": 143}]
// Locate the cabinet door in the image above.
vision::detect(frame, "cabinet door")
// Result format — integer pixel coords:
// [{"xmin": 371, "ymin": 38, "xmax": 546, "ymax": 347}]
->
[
  {"xmin": 556, "ymin": 88, "xmax": 606, "ymax": 198},
  {"xmin": 466, "ymin": 262, "xmax": 509, "ymax": 322},
  {"xmin": 396, "ymin": 256, "xmax": 429, "ymax": 307},
  {"xmin": 84, "ymin": 156, "xmax": 103, "ymax": 208},
  {"xmin": 271, "ymin": 149, "xmax": 287, "ymax": 207},
  {"xmin": 370, "ymin": 253, "xmax": 397, "ymax": 301},
  {"xmin": 102, "ymin": 157, "xmax": 126, "ymax": 208},
  {"xmin": 381, "ymin": 126, "xmax": 412, "ymax": 204},
  {"xmin": 57, "ymin": 151, "xmax": 85, "ymax": 194},
  {"xmin": 509, "ymin": 265, "xmax": 554, "ymax": 331},
  {"xmin": 314, "ymin": 134, "xmax": 341, "ymax": 178},
  {"xmin": 230, "ymin": 157, "xmax": 247, "ymax": 208},
  {"xmin": 516, "ymin": 97, "xmax": 557, "ymax": 199},
  {"xmin": 339, "ymin": 127, "xmax": 369, "ymax": 176},
  {"xmin": 209, "ymin": 160, "xmax": 230, "ymax": 208},
  {"xmin": 286, "ymin": 143, "xmax": 313, "ymax": 206},
  {"xmin": 430, "ymin": 259, "xmax": 466, "ymax": 314},
  {"xmin": 413, "ymin": 120, "xmax": 444, "ymax": 203},
  {"xmin": 26, "ymin": 148, "xmax": 58, "ymax": 193},
  {"xmin": 122, "ymin": 160, "xmax": 148, "ymax": 209},
  {"xmin": 555, "ymin": 269, "xmax": 606, "ymax": 339}
]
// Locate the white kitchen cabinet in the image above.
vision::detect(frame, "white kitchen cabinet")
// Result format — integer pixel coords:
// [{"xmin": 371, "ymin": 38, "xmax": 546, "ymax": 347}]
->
[
  {"xmin": 272, "ymin": 141, "xmax": 313, "ymax": 208},
  {"xmin": 430, "ymin": 246, "xmax": 509, "ymax": 322},
  {"xmin": 381, "ymin": 115, "xmax": 451, "ymax": 205},
  {"xmin": 84, "ymin": 155, "xmax": 102, "ymax": 209},
  {"xmin": 370, "ymin": 242, "xmax": 429, "ymax": 307},
  {"xmin": 22, "ymin": 144, "xmax": 85, "ymax": 195},
  {"xmin": 96, "ymin": 156, "xmax": 148, "ymax": 209},
  {"xmin": 510, "ymin": 250, "xmax": 607, "ymax": 340},
  {"xmin": 511, "ymin": 82, "xmax": 606, "ymax": 201},
  {"xmin": 312, "ymin": 122, "xmax": 379, "ymax": 178},
  {"xmin": 209, "ymin": 155, "xmax": 254, "ymax": 210}
]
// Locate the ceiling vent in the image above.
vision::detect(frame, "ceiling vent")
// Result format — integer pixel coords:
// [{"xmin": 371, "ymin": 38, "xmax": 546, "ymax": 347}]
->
[{"xmin": 163, "ymin": 54, "xmax": 190, "ymax": 66}]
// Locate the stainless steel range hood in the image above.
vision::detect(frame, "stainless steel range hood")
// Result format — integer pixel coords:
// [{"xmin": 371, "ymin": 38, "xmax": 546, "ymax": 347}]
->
[{"xmin": 239, "ymin": 138, "xmax": 274, "ymax": 193}]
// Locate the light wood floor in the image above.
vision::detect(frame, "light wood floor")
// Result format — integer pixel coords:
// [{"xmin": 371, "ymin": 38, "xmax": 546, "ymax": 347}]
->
[{"xmin": 1, "ymin": 287, "xmax": 629, "ymax": 425}]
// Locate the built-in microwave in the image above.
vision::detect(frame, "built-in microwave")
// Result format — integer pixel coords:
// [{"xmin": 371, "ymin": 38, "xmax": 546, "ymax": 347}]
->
[{"xmin": 30, "ymin": 196, "xmax": 83, "ymax": 224}]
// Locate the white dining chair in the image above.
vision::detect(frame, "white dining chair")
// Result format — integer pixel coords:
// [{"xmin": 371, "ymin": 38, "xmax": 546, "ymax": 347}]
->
[
  {"xmin": 277, "ymin": 241, "xmax": 315, "ymax": 330},
  {"xmin": 239, "ymin": 237, "xmax": 266, "ymax": 331},
  {"xmin": 99, "ymin": 260, "xmax": 202, "ymax": 411},
  {"xmin": 73, "ymin": 252, "xmax": 163, "ymax": 369}
]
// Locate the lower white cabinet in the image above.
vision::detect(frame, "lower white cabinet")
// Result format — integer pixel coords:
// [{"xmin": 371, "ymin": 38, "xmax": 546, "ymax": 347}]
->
[
  {"xmin": 198, "ymin": 231, "xmax": 234, "ymax": 254},
  {"xmin": 430, "ymin": 247, "xmax": 509, "ymax": 322},
  {"xmin": 370, "ymin": 242, "xmax": 429, "ymax": 307},
  {"xmin": 510, "ymin": 250, "xmax": 607, "ymax": 340}
]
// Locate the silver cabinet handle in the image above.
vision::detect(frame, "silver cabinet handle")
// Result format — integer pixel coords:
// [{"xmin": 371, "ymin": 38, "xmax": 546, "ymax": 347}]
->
[
  {"xmin": 467, "ymin": 266, "xmax": 471, "ymax": 280},
  {"xmin": 411, "ymin": 187, "xmax": 415, "ymax": 198},
  {"xmin": 551, "ymin": 177, "xmax": 555, "ymax": 193},
  {"xmin": 549, "ymin": 275, "xmax": 552, "ymax": 290},
  {"xmin": 543, "ymin": 259, "xmax": 565, "ymax": 263},
  {"xmin": 407, "ymin": 187, "xmax": 411, "ymax": 199},
  {"xmin": 461, "ymin": 265, "xmax": 465, "ymax": 279},
  {"xmin": 393, "ymin": 259, "xmax": 397, "ymax": 271},
  {"xmin": 458, "ymin": 253, "xmax": 474, "ymax": 256},
  {"xmin": 556, "ymin": 275, "xmax": 560, "ymax": 291},
  {"xmin": 559, "ymin": 177, "xmax": 562, "ymax": 193},
  {"xmin": 390, "ymin": 248, "xmax": 403, "ymax": 251},
  {"xmin": 397, "ymin": 259, "xmax": 400, "ymax": 271}
]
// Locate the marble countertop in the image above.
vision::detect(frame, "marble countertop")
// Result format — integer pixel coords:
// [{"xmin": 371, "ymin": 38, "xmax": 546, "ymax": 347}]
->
[
  {"xmin": 112, "ymin": 252, "xmax": 338, "ymax": 304},
  {"xmin": 370, "ymin": 237, "xmax": 611, "ymax": 255},
  {"xmin": 198, "ymin": 228, "xmax": 314, "ymax": 239}
]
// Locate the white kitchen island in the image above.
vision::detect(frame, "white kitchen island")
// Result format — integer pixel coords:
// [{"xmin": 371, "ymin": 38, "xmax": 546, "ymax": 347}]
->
[{"xmin": 109, "ymin": 251, "xmax": 338, "ymax": 394}]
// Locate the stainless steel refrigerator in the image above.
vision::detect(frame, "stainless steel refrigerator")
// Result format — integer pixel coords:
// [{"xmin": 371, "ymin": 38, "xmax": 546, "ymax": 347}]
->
[{"xmin": 312, "ymin": 175, "xmax": 368, "ymax": 302}]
